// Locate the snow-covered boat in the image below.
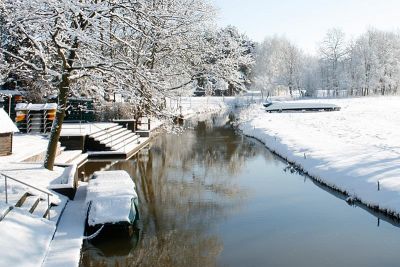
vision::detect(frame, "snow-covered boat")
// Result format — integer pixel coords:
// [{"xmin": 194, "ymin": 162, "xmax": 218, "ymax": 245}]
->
[
  {"xmin": 263, "ymin": 101, "xmax": 340, "ymax": 112},
  {"xmin": 262, "ymin": 101, "xmax": 273, "ymax": 108},
  {"xmin": 85, "ymin": 170, "xmax": 139, "ymax": 235}
]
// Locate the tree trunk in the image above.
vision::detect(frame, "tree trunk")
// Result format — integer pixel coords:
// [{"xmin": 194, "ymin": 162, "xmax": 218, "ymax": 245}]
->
[{"xmin": 44, "ymin": 74, "xmax": 69, "ymax": 170}]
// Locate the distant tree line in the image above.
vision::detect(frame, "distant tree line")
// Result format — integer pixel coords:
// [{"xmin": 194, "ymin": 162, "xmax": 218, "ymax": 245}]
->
[{"xmin": 253, "ymin": 28, "xmax": 400, "ymax": 98}]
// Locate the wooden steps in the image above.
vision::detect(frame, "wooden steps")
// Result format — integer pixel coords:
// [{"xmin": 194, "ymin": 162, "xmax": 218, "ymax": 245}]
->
[
  {"xmin": 1, "ymin": 187, "xmax": 63, "ymax": 222},
  {"xmin": 19, "ymin": 194, "xmax": 41, "ymax": 213},
  {"xmin": 89, "ymin": 124, "xmax": 123, "ymax": 139},
  {"xmin": 87, "ymin": 123, "xmax": 140, "ymax": 152},
  {"xmin": 55, "ymin": 149, "xmax": 87, "ymax": 167},
  {"xmin": 0, "ymin": 175, "xmax": 69, "ymax": 267}
]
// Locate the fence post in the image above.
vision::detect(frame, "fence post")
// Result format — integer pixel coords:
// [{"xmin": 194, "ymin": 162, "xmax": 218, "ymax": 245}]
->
[
  {"xmin": 5, "ymin": 175, "xmax": 8, "ymax": 204},
  {"xmin": 47, "ymin": 194, "xmax": 50, "ymax": 219}
]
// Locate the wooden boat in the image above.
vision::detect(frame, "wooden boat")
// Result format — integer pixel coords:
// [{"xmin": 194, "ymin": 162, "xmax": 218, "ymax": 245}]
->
[
  {"xmin": 85, "ymin": 170, "xmax": 139, "ymax": 236},
  {"xmin": 264, "ymin": 102, "xmax": 340, "ymax": 112}
]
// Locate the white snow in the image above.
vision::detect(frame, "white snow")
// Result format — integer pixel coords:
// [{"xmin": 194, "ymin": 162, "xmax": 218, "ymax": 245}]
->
[
  {"xmin": 0, "ymin": 208, "xmax": 56, "ymax": 267},
  {"xmin": 238, "ymin": 96, "xmax": 400, "ymax": 215},
  {"xmin": 2, "ymin": 134, "xmax": 49, "ymax": 163},
  {"xmin": 15, "ymin": 103, "xmax": 57, "ymax": 111},
  {"xmin": 42, "ymin": 183, "xmax": 88, "ymax": 267},
  {"xmin": 86, "ymin": 170, "xmax": 137, "ymax": 226},
  {"xmin": 87, "ymin": 196, "xmax": 136, "ymax": 226},
  {"xmin": 0, "ymin": 108, "xmax": 18, "ymax": 133},
  {"xmin": 1, "ymin": 162, "xmax": 72, "ymax": 196},
  {"xmin": 55, "ymin": 150, "xmax": 83, "ymax": 164}
]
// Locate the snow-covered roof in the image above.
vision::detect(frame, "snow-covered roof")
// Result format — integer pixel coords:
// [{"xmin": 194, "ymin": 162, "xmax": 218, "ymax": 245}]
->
[
  {"xmin": 0, "ymin": 108, "xmax": 19, "ymax": 133},
  {"xmin": 0, "ymin": 89, "xmax": 22, "ymax": 96},
  {"xmin": 15, "ymin": 103, "xmax": 57, "ymax": 111},
  {"xmin": 86, "ymin": 170, "xmax": 138, "ymax": 226}
]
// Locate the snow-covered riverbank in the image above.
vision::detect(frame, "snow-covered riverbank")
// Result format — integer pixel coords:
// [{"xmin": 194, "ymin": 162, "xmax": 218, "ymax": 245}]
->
[{"xmin": 238, "ymin": 96, "xmax": 400, "ymax": 216}]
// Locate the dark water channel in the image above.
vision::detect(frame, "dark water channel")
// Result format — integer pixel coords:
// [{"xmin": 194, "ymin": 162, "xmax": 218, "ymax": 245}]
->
[{"xmin": 80, "ymin": 114, "xmax": 400, "ymax": 267}]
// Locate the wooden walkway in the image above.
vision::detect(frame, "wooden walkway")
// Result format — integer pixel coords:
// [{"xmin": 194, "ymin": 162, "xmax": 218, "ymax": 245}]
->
[{"xmin": 42, "ymin": 183, "xmax": 88, "ymax": 267}]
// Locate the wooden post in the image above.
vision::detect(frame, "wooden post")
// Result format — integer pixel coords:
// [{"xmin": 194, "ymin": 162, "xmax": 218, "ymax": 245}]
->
[
  {"xmin": 5, "ymin": 175, "xmax": 8, "ymax": 204},
  {"xmin": 47, "ymin": 194, "xmax": 50, "ymax": 219}
]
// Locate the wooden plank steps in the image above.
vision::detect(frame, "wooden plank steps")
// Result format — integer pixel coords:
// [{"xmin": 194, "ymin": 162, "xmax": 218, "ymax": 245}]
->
[
  {"xmin": 19, "ymin": 194, "xmax": 41, "ymax": 213},
  {"xmin": 112, "ymin": 134, "xmax": 140, "ymax": 151},
  {"xmin": 89, "ymin": 124, "xmax": 122, "ymax": 139},
  {"xmin": 115, "ymin": 137, "xmax": 146, "ymax": 153},
  {"xmin": 99, "ymin": 130, "xmax": 134, "ymax": 146},
  {"xmin": 106, "ymin": 132, "xmax": 137, "ymax": 148},
  {"xmin": 87, "ymin": 122, "xmax": 140, "ymax": 152},
  {"xmin": 55, "ymin": 150, "xmax": 83, "ymax": 164},
  {"xmin": 1, "ymin": 186, "xmax": 63, "ymax": 222},
  {"xmin": 0, "ymin": 202, "xmax": 12, "ymax": 221},
  {"xmin": 69, "ymin": 153, "xmax": 88, "ymax": 167},
  {"xmin": 88, "ymin": 124, "xmax": 119, "ymax": 138},
  {"xmin": 96, "ymin": 127, "xmax": 127, "ymax": 143},
  {"xmin": 32, "ymin": 199, "xmax": 52, "ymax": 218},
  {"xmin": 47, "ymin": 203, "xmax": 64, "ymax": 224},
  {"xmin": 14, "ymin": 192, "xmax": 30, "ymax": 207}
]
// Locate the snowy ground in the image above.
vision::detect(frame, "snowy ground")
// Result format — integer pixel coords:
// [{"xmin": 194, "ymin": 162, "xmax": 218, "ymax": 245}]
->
[
  {"xmin": 0, "ymin": 134, "xmax": 70, "ymax": 267},
  {"xmin": 237, "ymin": 96, "xmax": 400, "ymax": 216},
  {"xmin": 2, "ymin": 134, "xmax": 49, "ymax": 163},
  {"xmin": 0, "ymin": 133, "xmax": 71, "ymax": 206}
]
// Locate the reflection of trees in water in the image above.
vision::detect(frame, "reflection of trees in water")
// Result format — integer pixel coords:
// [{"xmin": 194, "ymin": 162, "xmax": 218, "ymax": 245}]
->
[{"xmin": 81, "ymin": 116, "xmax": 264, "ymax": 267}]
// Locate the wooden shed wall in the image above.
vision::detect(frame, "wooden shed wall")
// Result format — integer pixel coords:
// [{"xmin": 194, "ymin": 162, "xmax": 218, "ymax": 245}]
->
[{"xmin": 0, "ymin": 133, "xmax": 12, "ymax": 156}]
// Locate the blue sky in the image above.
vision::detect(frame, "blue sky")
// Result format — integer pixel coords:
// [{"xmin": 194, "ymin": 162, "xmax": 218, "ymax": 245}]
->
[{"xmin": 212, "ymin": 0, "xmax": 400, "ymax": 54}]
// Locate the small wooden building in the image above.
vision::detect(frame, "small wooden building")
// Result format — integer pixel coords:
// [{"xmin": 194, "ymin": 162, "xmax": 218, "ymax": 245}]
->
[{"xmin": 0, "ymin": 108, "xmax": 19, "ymax": 156}]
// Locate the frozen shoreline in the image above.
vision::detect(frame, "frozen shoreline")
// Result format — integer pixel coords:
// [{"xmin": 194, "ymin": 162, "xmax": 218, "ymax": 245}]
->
[{"xmin": 237, "ymin": 97, "xmax": 400, "ymax": 217}]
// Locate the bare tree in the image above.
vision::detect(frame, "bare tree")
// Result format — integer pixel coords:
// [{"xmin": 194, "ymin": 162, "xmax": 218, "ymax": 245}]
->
[{"xmin": 319, "ymin": 28, "xmax": 348, "ymax": 96}]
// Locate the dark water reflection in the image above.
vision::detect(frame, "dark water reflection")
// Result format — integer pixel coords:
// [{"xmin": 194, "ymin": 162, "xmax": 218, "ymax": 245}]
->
[{"xmin": 80, "ymin": 114, "xmax": 400, "ymax": 267}]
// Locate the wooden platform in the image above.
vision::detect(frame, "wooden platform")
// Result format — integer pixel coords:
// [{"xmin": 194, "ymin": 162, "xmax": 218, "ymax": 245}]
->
[{"xmin": 264, "ymin": 102, "xmax": 341, "ymax": 112}]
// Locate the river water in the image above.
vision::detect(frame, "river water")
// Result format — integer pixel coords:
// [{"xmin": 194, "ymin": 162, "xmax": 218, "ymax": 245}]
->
[{"xmin": 80, "ymin": 114, "xmax": 400, "ymax": 267}]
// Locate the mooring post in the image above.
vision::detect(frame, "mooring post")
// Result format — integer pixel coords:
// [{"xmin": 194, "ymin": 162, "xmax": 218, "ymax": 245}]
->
[
  {"xmin": 4, "ymin": 175, "xmax": 8, "ymax": 204},
  {"xmin": 47, "ymin": 194, "xmax": 50, "ymax": 219}
]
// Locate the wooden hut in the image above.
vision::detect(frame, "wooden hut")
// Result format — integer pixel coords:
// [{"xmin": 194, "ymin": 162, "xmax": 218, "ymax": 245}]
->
[{"xmin": 0, "ymin": 108, "xmax": 19, "ymax": 156}]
